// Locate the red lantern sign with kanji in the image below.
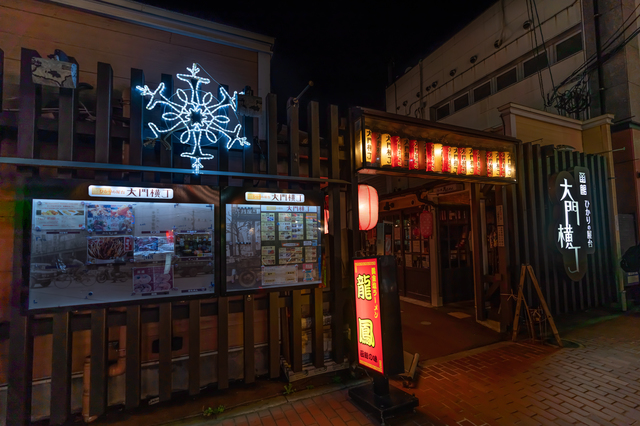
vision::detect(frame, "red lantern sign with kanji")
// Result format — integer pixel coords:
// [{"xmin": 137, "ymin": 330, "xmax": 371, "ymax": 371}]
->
[
  {"xmin": 353, "ymin": 258, "xmax": 384, "ymax": 374},
  {"xmin": 420, "ymin": 210, "xmax": 433, "ymax": 239}
]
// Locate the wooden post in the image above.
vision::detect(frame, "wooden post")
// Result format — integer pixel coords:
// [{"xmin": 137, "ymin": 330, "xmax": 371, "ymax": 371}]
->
[
  {"xmin": 308, "ymin": 101, "xmax": 324, "ymax": 368},
  {"xmin": 269, "ymin": 292, "xmax": 280, "ymax": 378},
  {"xmin": 266, "ymin": 93, "xmax": 278, "ymax": 190},
  {"xmin": 129, "ymin": 68, "xmax": 144, "ymax": 182},
  {"xmin": 50, "ymin": 312, "xmax": 72, "ymax": 425},
  {"xmin": 159, "ymin": 74, "xmax": 173, "ymax": 183},
  {"xmin": 95, "ymin": 62, "xmax": 112, "ymax": 181},
  {"xmin": 471, "ymin": 184, "xmax": 485, "ymax": 321},
  {"xmin": 7, "ymin": 190, "xmax": 33, "ymax": 426},
  {"xmin": 328, "ymin": 105, "xmax": 345, "ymax": 363},
  {"xmin": 244, "ymin": 295, "xmax": 255, "ymax": 383},
  {"xmin": 57, "ymin": 60, "xmax": 77, "ymax": 179},
  {"xmin": 17, "ymin": 49, "xmax": 40, "ymax": 162},
  {"xmin": 496, "ymin": 186, "xmax": 511, "ymax": 333},
  {"xmin": 158, "ymin": 303, "xmax": 172, "ymax": 401},
  {"xmin": 89, "ymin": 309, "xmax": 108, "ymax": 416},
  {"xmin": 188, "ymin": 300, "xmax": 201, "ymax": 395},
  {"xmin": 125, "ymin": 306, "xmax": 141, "ymax": 409}
]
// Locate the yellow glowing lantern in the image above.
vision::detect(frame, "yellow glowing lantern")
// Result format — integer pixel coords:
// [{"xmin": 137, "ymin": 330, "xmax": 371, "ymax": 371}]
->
[
  {"xmin": 487, "ymin": 151, "xmax": 499, "ymax": 177},
  {"xmin": 450, "ymin": 147, "xmax": 458, "ymax": 174},
  {"xmin": 433, "ymin": 144, "xmax": 443, "ymax": 172},
  {"xmin": 380, "ymin": 134, "xmax": 392, "ymax": 167},
  {"xmin": 465, "ymin": 148, "xmax": 474, "ymax": 175},
  {"xmin": 504, "ymin": 152, "xmax": 513, "ymax": 177},
  {"xmin": 364, "ymin": 128, "xmax": 373, "ymax": 164}
]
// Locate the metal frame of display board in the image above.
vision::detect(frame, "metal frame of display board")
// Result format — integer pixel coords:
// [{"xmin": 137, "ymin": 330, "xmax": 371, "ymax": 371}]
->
[
  {"xmin": 20, "ymin": 178, "xmax": 221, "ymax": 314},
  {"xmin": 220, "ymin": 186, "xmax": 325, "ymax": 295}
]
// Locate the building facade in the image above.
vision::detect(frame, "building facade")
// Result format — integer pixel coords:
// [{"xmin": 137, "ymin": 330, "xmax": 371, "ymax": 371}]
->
[{"xmin": 386, "ymin": 0, "xmax": 640, "ymax": 250}]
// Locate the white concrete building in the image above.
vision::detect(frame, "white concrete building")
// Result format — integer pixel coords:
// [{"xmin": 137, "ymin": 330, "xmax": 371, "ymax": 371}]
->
[{"xmin": 386, "ymin": 0, "xmax": 585, "ymax": 132}]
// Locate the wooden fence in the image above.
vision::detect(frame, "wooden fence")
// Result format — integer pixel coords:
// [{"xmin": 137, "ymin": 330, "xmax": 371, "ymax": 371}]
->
[{"xmin": 0, "ymin": 47, "xmax": 352, "ymax": 425}]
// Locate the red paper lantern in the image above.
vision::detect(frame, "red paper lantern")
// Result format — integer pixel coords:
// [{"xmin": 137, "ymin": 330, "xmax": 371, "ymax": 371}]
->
[
  {"xmin": 358, "ymin": 184, "xmax": 379, "ymax": 231},
  {"xmin": 420, "ymin": 210, "xmax": 433, "ymax": 239},
  {"xmin": 324, "ymin": 195, "xmax": 330, "ymax": 234}
]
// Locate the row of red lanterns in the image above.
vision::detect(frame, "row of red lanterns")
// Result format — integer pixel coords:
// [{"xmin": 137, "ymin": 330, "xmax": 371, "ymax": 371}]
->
[{"xmin": 364, "ymin": 130, "xmax": 513, "ymax": 178}]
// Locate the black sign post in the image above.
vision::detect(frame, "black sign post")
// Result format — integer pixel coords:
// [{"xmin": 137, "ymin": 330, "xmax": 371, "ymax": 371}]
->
[{"xmin": 348, "ymin": 255, "xmax": 418, "ymax": 423}]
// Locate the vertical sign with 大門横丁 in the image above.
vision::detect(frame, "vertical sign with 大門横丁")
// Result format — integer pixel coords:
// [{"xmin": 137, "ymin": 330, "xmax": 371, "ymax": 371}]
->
[
  {"xmin": 353, "ymin": 258, "xmax": 384, "ymax": 374},
  {"xmin": 550, "ymin": 167, "xmax": 595, "ymax": 281}
]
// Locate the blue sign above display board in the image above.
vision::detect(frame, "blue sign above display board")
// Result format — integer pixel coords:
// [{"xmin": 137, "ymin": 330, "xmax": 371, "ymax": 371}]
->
[
  {"xmin": 221, "ymin": 188, "xmax": 324, "ymax": 294},
  {"xmin": 24, "ymin": 180, "xmax": 219, "ymax": 312}
]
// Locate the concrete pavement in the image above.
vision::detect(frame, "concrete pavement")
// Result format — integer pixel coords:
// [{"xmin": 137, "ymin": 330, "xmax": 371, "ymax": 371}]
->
[{"xmin": 213, "ymin": 311, "xmax": 640, "ymax": 425}]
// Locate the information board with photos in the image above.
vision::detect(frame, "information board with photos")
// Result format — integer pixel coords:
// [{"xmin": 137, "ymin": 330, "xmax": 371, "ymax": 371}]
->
[
  {"xmin": 223, "ymin": 188, "xmax": 323, "ymax": 293},
  {"xmin": 27, "ymin": 184, "xmax": 218, "ymax": 311}
]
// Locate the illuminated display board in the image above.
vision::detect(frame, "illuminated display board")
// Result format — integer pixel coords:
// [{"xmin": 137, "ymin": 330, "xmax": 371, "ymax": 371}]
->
[
  {"xmin": 26, "ymin": 181, "xmax": 218, "ymax": 312},
  {"xmin": 223, "ymin": 188, "xmax": 323, "ymax": 294},
  {"xmin": 353, "ymin": 258, "xmax": 384, "ymax": 373},
  {"xmin": 550, "ymin": 166, "xmax": 595, "ymax": 281}
]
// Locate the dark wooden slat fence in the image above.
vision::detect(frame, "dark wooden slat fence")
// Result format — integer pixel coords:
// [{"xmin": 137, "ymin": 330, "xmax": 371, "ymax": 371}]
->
[
  {"xmin": 1, "ymin": 48, "xmax": 351, "ymax": 426},
  {"xmin": 515, "ymin": 142, "xmax": 618, "ymax": 316}
]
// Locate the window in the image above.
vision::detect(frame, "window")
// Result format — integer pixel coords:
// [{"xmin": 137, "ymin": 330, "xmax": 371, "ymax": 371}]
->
[
  {"xmin": 453, "ymin": 93, "xmax": 469, "ymax": 111},
  {"xmin": 473, "ymin": 82, "xmax": 491, "ymax": 102},
  {"xmin": 496, "ymin": 68, "xmax": 517, "ymax": 91},
  {"xmin": 556, "ymin": 32, "xmax": 583, "ymax": 62},
  {"xmin": 436, "ymin": 103, "xmax": 450, "ymax": 120},
  {"xmin": 524, "ymin": 52, "xmax": 548, "ymax": 77}
]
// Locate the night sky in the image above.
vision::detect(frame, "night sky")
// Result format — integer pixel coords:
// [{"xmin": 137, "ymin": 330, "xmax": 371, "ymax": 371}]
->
[{"xmin": 140, "ymin": 1, "xmax": 496, "ymax": 124}]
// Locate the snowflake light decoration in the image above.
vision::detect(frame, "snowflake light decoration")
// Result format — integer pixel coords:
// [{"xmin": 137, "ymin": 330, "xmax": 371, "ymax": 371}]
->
[{"xmin": 137, "ymin": 63, "xmax": 249, "ymax": 174}]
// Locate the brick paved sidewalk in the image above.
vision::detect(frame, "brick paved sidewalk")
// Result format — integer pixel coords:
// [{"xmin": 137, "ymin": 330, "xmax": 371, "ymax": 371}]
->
[{"xmin": 217, "ymin": 313, "xmax": 640, "ymax": 426}]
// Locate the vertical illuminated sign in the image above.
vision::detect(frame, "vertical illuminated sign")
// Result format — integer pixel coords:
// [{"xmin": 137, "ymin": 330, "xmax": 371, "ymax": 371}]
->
[
  {"xmin": 504, "ymin": 152, "xmax": 513, "ymax": 178},
  {"xmin": 381, "ymin": 134, "xmax": 392, "ymax": 167},
  {"xmin": 409, "ymin": 140, "xmax": 419, "ymax": 170},
  {"xmin": 434, "ymin": 143, "xmax": 443, "ymax": 172},
  {"xmin": 425, "ymin": 142, "xmax": 434, "ymax": 172},
  {"xmin": 458, "ymin": 147, "xmax": 466, "ymax": 175},
  {"xmin": 487, "ymin": 151, "xmax": 498, "ymax": 177},
  {"xmin": 465, "ymin": 148, "xmax": 474, "ymax": 175},
  {"xmin": 551, "ymin": 167, "xmax": 595, "ymax": 281},
  {"xmin": 390, "ymin": 136, "xmax": 402, "ymax": 167},
  {"xmin": 364, "ymin": 129, "xmax": 373, "ymax": 164},
  {"xmin": 442, "ymin": 146, "xmax": 450, "ymax": 172},
  {"xmin": 353, "ymin": 258, "xmax": 384, "ymax": 374},
  {"xmin": 371, "ymin": 133, "xmax": 379, "ymax": 166}
]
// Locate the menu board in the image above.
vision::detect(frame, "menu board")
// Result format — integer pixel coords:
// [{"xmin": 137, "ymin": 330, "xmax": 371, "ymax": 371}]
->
[
  {"xmin": 29, "ymin": 198, "xmax": 215, "ymax": 311},
  {"xmin": 34, "ymin": 200, "xmax": 86, "ymax": 230},
  {"xmin": 224, "ymin": 189, "xmax": 323, "ymax": 293}
]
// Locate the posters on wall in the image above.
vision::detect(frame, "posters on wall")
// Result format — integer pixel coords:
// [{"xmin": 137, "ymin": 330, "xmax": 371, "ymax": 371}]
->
[
  {"xmin": 29, "ymin": 198, "xmax": 215, "ymax": 310},
  {"xmin": 225, "ymin": 196, "xmax": 323, "ymax": 292}
]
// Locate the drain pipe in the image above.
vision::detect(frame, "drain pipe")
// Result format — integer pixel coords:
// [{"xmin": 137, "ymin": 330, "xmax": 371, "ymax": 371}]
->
[{"xmin": 82, "ymin": 326, "xmax": 127, "ymax": 423}]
